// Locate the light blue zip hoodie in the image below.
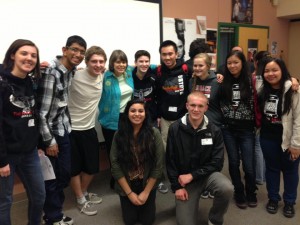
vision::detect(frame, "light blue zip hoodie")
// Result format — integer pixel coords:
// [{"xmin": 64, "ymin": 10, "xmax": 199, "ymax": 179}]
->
[{"xmin": 98, "ymin": 67, "xmax": 134, "ymax": 130}]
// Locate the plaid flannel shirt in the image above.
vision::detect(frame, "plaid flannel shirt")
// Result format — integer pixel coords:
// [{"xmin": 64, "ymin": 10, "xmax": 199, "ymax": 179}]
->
[{"xmin": 38, "ymin": 59, "xmax": 74, "ymax": 147}]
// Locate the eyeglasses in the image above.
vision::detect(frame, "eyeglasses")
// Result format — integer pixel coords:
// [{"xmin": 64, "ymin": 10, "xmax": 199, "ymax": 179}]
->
[{"xmin": 66, "ymin": 46, "xmax": 85, "ymax": 56}]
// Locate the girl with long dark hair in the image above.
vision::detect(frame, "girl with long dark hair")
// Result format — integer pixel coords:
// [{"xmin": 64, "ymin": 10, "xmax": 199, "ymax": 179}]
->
[
  {"xmin": 258, "ymin": 57, "xmax": 300, "ymax": 218},
  {"xmin": 110, "ymin": 99, "xmax": 164, "ymax": 225},
  {"xmin": 219, "ymin": 50, "xmax": 257, "ymax": 209}
]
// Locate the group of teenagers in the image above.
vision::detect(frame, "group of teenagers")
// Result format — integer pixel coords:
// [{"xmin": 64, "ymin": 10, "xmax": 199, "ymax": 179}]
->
[{"xmin": 0, "ymin": 34, "xmax": 299, "ymax": 225}]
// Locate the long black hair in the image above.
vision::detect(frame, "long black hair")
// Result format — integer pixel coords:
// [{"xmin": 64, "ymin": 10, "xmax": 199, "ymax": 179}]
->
[
  {"xmin": 258, "ymin": 57, "xmax": 292, "ymax": 116},
  {"xmin": 115, "ymin": 99, "xmax": 156, "ymax": 170},
  {"xmin": 220, "ymin": 50, "xmax": 252, "ymax": 102}
]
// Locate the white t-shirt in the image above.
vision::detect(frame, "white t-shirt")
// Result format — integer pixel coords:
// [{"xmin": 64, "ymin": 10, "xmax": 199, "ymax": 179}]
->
[{"xmin": 68, "ymin": 68, "xmax": 103, "ymax": 130}]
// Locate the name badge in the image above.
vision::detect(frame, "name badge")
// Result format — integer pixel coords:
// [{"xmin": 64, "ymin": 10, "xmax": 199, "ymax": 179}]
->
[
  {"xmin": 28, "ymin": 119, "xmax": 35, "ymax": 127},
  {"xmin": 168, "ymin": 106, "xmax": 177, "ymax": 112},
  {"xmin": 202, "ymin": 138, "xmax": 213, "ymax": 145},
  {"xmin": 58, "ymin": 101, "xmax": 67, "ymax": 107}
]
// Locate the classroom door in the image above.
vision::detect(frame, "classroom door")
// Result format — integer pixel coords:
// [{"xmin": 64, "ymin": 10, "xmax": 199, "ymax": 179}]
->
[
  {"xmin": 217, "ymin": 23, "xmax": 269, "ymax": 68},
  {"xmin": 238, "ymin": 26, "xmax": 269, "ymax": 62}
]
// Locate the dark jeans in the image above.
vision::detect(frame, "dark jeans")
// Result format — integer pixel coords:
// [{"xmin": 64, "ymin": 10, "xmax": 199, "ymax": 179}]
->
[
  {"xmin": 0, "ymin": 150, "xmax": 45, "ymax": 225},
  {"xmin": 43, "ymin": 131, "xmax": 71, "ymax": 223},
  {"xmin": 119, "ymin": 179, "xmax": 156, "ymax": 225},
  {"xmin": 101, "ymin": 127, "xmax": 116, "ymax": 160},
  {"xmin": 221, "ymin": 127, "xmax": 257, "ymax": 195},
  {"xmin": 260, "ymin": 137, "xmax": 300, "ymax": 204}
]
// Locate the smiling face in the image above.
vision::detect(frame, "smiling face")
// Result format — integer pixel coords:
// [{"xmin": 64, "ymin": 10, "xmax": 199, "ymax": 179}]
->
[
  {"xmin": 11, "ymin": 45, "xmax": 38, "ymax": 78},
  {"xmin": 263, "ymin": 61, "xmax": 282, "ymax": 89},
  {"xmin": 160, "ymin": 45, "xmax": 178, "ymax": 69},
  {"xmin": 86, "ymin": 54, "xmax": 106, "ymax": 77},
  {"xmin": 113, "ymin": 59, "xmax": 127, "ymax": 76},
  {"xmin": 135, "ymin": 55, "xmax": 150, "ymax": 76},
  {"xmin": 227, "ymin": 55, "xmax": 242, "ymax": 78},
  {"xmin": 128, "ymin": 103, "xmax": 146, "ymax": 127},
  {"xmin": 193, "ymin": 57, "xmax": 210, "ymax": 80},
  {"xmin": 63, "ymin": 43, "xmax": 86, "ymax": 69}
]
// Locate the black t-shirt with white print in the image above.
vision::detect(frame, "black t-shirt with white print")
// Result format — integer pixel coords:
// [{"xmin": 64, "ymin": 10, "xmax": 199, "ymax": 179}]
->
[{"xmin": 261, "ymin": 89, "xmax": 283, "ymax": 140}]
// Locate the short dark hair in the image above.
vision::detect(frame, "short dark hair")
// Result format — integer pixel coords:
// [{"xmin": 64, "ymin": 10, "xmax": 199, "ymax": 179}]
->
[
  {"xmin": 108, "ymin": 50, "xmax": 128, "ymax": 72},
  {"xmin": 253, "ymin": 51, "xmax": 271, "ymax": 75},
  {"xmin": 134, "ymin": 50, "xmax": 151, "ymax": 62},
  {"xmin": 65, "ymin": 35, "xmax": 87, "ymax": 49},
  {"xmin": 159, "ymin": 40, "xmax": 177, "ymax": 53},
  {"xmin": 253, "ymin": 51, "xmax": 270, "ymax": 62},
  {"xmin": 188, "ymin": 39, "xmax": 209, "ymax": 59}
]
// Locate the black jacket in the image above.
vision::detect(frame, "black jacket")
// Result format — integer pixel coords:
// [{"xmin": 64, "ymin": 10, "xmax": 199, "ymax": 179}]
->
[
  {"xmin": 166, "ymin": 114, "xmax": 224, "ymax": 192},
  {"xmin": 156, "ymin": 60, "xmax": 191, "ymax": 120},
  {"xmin": 132, "ymin": 67, "xmax": 158, "ymax": 123},
  {"xmin": 0, "ymin": 69, "xmax": 39, "ymax": 167}
]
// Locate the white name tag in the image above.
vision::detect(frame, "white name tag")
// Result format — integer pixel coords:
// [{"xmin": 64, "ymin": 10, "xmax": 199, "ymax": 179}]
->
[
  {"xmin": 28, "ymin": 119, "xmax": 35, "ymax": 127},
  {"xmin": 168, "ymin": 106, "xmax": 177, "ymax": 112},
  {"xmin": 205, "ymin": 93, "xmax": 210, "ymax": 99},
  {"xmin": 58, "ymin": 101, "xmax": 68, "ymax": 107},
  {"xmin": 201, "ymin": 138, "xmax": 213, "ymax": 145}
]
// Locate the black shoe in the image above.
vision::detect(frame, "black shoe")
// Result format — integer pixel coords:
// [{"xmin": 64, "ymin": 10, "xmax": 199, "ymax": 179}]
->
[
  {"xmin": 266, "ymin": 199, "xmax": 278, "ymax": 214},
  {"xmin": 283, "ymin": 202, "xmax": 295, "ymax": 218},
  {"xmin": 247, "ymin": 193, "xmax": 257, "ymax": 207},
  {"xmin": 234, "ymin": 192, "xmax": 247, "ymax": 209},
  {"xmin": 43, "ymin": 215, "xmax": 73, "ymax": 225}
]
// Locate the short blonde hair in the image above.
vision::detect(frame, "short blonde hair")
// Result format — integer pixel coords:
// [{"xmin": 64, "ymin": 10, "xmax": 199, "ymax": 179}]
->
[{"xmin": 187, "ymin": 91, "xmax": 208, "ymax": 105}]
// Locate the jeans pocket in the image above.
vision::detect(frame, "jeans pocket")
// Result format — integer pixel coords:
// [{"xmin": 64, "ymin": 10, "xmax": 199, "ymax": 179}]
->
[{"xmin": 283, "ymin": 151, "xmax": 292, "ymax": 161}]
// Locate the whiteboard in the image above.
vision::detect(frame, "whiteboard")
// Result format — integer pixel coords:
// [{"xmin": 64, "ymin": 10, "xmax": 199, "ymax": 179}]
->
[{"xmin": 0, "ymin": 0, "xmax": 161, "ymax": 66}]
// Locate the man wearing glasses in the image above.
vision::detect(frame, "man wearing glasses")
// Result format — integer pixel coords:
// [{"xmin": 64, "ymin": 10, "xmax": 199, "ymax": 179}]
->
[{"xmin": 38, "ymin": 35, "xmax": 87, "ymax": 225}]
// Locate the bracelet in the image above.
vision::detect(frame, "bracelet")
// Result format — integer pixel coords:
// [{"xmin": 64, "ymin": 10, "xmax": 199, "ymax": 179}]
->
[{"xmin": 127, "ymin": 191, "xmax": 133, "ymax": 196}]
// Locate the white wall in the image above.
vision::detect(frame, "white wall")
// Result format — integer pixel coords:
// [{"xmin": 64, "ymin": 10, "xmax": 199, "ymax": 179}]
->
[{"xmin": 0, "ymin": 0, "xmax": 161, "ymax": 65}]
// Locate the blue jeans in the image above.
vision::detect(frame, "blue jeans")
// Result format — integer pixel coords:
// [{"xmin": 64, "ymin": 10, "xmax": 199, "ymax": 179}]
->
[
  {"xmin": 260, "ymin": 137, "xmax": 300, "ymax": 204},
  {"xmin": 43, "ymin": 132, "xmax": 71, "ymax": 223},
  {"xmin": 255, "ymin": 134, "xmax": 265, "ymax": 184},
  {"xmin": 221, "ymin": 128, "xmax": 256, "ymax": 195},
  {"xmin": 0, "ymin": 149, "xmax": 45, "ymax": 225}
]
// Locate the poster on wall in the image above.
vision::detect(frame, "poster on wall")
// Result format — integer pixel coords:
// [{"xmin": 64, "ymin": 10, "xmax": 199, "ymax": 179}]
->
[
  {"xmin": 247, "ymin": 39, "xmax": 258, "ymax": 62},
  {"xmin": 208, "ymin": 53, "xmax": 217, "ymax": 71},
  {"xmin": 271, "ymin": 41, "xmax": 278, "ymax": 56},
  {"xmin": 196, "ymin": 16, "xmax": 207, "ymax": 35},
  {"xmin": 163, "ymin": 17, "xmax": 200, "ymax": 62},
  {"xmin": 231, "ymin": 0, "xmax": 253, "ymax": 24}
]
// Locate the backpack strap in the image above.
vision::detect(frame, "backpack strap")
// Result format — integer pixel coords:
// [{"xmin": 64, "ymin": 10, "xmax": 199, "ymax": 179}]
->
[
  {"xmin": 157, "ymin": 65, "xmax": 162, "ymax": 77},
  {"xmin": 157, "ymin": 64, "xmax": 188, "ymax": 77},
  {"xmin": 182, "ymin": 64, "xmax": 188, "ymax": 75}
]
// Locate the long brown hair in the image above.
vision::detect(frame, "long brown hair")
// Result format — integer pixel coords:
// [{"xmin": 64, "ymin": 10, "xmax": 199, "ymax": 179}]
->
[{"xmin": 3, "ymin": 39, "xmax": 40, "ymax": 79}]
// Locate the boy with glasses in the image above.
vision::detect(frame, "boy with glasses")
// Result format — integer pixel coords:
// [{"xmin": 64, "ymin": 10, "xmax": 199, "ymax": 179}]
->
[{"xmin": 38, "ymin": 35, "xmax": 87, "ymax": 225}]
